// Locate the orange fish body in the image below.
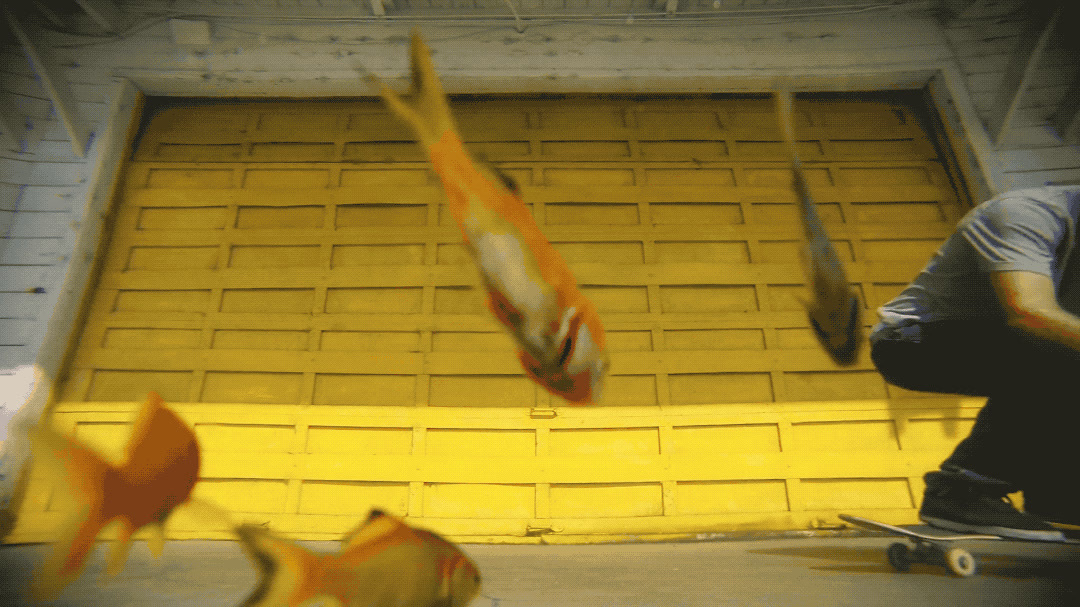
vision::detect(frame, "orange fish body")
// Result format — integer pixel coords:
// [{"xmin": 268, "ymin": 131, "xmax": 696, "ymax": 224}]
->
[
  {"xmin": 429, "ymin": 131, "xmax": 608, "ymax": 403},
  {"xmin": 376, "ymin": 31, "xmax": 609, "ymax": 404},
  {"xmin": 236, "ymin": 509, "xmax": 481, "ymax": 607},
  {"xmin": 30, "ymin": 391, "xmax": 199, "ymax": 598}
]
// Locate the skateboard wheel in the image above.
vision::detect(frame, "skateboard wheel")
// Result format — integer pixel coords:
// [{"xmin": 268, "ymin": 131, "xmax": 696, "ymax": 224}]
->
[
  {"xmin": 946, "ymin": 547, "xmax": 976, "ymax": 577},
  {"xmin": 886, "ymin": 542, "xmax": 912, "ymax": 572}
]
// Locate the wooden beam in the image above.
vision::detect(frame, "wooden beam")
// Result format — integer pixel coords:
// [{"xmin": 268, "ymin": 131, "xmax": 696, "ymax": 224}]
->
[
  {"xmin": 369, "ymin": 0, "xmax": 385, "ymax": 17},
  {"xmin": 940, "ymin": 0, "xmax": 976, "ymax": 13},
  {"xmin": 3, "ymin": 8, "xmax": 91, "ymax": 158},
  {"xmin": 0, "ymin": 80, "xmax": 142, "ymax": 543},
  {"xmin": 1050, "ymin": 72, "xmax": 1080, "ymax": 146},
  {"xmin": 0, "ymin": 104, "xmax": 22, "ymax": 153},
  {"xmin": 958, "ymin": 0, "xmax": 1026, "ymax": 19},
  {"xmin": 169, "ymin": 18, "xmax": 211, "ymax": 45},
  {"xmin": 72, "ymin": 0, "xmax": 121, "ymax": 33},
  {"xmin": 1048, "ymin": 4, "xmax": 1080, "ymax": 147},
  {"xmin": 954, "ymin": 0, "xmax": 988, "ymax": 19},
  {"xmin": 988, "ymin": 4, "xmax": 1061, "ymax": 147},
  {"xmin": 30, "ymin": 0, "xmax": 67, "ymax": 30},
  {"xmin": 666, "ymin": 0, "xmax": 678, "ymax": 16}
]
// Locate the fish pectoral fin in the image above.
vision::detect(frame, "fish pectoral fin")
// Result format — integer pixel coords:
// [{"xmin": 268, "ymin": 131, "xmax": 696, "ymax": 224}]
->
[
  {"xmin": 105, "ymin": 520, "xmax": 136, "ymax": 577},
  {"xmin": 376, "ymin": 78, "xmax": 425, "ymax": 138},
  {"xmin": 237, "ymin": 524, "xmax": 318, "ymax": 607},
  {"xmin": 146, "ymin": 522, "xmax": 166, "ymax": 559},
  {"xmin": 31, "ymin": 424, "xmax": 110, "ymax": 504}
]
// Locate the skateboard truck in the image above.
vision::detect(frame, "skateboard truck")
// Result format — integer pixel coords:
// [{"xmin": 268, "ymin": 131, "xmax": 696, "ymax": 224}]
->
[{"xmin": 884, "ymin": 538, "xmax": 977, "ymax": 577}]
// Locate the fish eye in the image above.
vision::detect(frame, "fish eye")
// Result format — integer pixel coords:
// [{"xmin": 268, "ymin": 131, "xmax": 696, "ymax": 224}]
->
[{"xmin": 555, "ymin": 334, "xmax": 574, "ymax": 366}]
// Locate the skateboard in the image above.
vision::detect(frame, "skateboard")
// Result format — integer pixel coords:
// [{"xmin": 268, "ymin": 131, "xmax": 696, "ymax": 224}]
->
[{"xmin": 838, "ymin": 514, "xmax": 1080, "ymax": 577}]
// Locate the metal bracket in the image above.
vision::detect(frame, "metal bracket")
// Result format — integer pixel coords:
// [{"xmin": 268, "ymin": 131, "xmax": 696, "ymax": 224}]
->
[{"xmin": 526, "ymin": 524, "xmax": 562, "ymax": 535}]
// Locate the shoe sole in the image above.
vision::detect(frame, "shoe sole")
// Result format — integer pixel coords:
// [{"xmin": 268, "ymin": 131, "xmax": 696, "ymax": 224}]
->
[{"xmin": 922, "ymin": 515, "xmax": 1065, "ymax": 542}]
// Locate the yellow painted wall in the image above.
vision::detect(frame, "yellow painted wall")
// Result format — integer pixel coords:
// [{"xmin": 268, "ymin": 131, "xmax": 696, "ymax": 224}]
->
[{"xmin": 11, "ymin": 95, "xmax": 978, "ymax": 543}]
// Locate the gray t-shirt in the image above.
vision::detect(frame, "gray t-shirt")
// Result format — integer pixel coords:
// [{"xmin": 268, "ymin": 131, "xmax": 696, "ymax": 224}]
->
[{"xmin": 871, "ymin": 186, "xmax": 1080, "ymax": 339}]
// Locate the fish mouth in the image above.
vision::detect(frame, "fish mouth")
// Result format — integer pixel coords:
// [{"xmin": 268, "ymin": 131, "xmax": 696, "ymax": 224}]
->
[
  {"xmin": 809, "ymin": 295, "xmax": 862, "ymax": 366},
  {"xmin": 519, "ymin": 350, "xmax": 595, "ymax": 403}
]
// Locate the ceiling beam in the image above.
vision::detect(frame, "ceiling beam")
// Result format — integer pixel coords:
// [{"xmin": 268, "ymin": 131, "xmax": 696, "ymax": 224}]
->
[
  {"xmin": 987, "ymin": 3, "xmax": 1061, "ymax": 148},
  {"xmin": 954, "ymin": 0, "xmax": 989, "ymax": 19},
  {"xmin": 1049, "ymin": 73, "xmax": 1080, "ymax": 146},
  {"xmin": 30, "ymin": 0, "xmax": 67, "ymax": 30},
  {"xmin": 73, "ymin": 0, "xmax": 122, "ymax": 33},
  {"xmin": 0, "ymin": 105, "xmax": 22, "ymax": 153},
  {"xmin": 2, "ymin": 7, "xmax": 91, "ymax": 157}
]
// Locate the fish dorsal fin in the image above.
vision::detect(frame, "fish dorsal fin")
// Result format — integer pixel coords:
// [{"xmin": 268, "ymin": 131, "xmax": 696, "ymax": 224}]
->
[
  {"xmin": 341, "ymin": 510, "xmax": 402, "ymax": 549},
  {"xmin": 123, "ymin": 392, "xmax": 198, "ymax": 478}
]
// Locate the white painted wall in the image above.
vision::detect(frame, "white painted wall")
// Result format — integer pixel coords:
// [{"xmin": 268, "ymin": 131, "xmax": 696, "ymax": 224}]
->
[{"xmin": 0, "ymin": 3, "xmax": 1078, "ymax": 515}]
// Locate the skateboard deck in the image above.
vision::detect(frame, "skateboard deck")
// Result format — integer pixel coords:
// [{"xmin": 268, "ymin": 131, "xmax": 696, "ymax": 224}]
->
[{"xmin": 839, "ymin": 514, "xmax": 1080, "ymax": 576}]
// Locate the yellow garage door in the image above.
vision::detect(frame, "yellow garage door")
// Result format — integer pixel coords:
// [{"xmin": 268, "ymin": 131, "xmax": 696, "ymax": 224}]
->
[{"xmin": 12, "ymin": 94, "xmax": 984, "ymax": 543}]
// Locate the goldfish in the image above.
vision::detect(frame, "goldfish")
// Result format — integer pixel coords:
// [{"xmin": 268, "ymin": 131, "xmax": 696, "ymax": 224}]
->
[
  {"xmin": 27, "ymin": 391, "xmax": 200, "ymax": 598},
  {"xmin": 775, "ymin": 88, "xmax": 863, "ymax": 365},
  {"xmin": 235, "ymin": 509, "xmax": 481, "ymax": 607},
  {"xmin": 374, "ymin": 30, "xmax": 609, "ymax": 404}
]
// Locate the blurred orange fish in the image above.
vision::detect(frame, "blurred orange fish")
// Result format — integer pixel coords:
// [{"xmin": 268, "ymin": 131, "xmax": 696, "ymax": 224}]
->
[
  {"xmin": 236, "ymin": 509, "xmax": 481, "ymax": 607},
  {"xmin": 375, "ymin": 30, "xmax": 609, "ymax": 404},
  {"xmin": 29, "ymin": 391, "xmax": 199, "ymax": 598},
  {"xmin": 775, "ymin": 88, "xmax": 863, "ymax": 366}
]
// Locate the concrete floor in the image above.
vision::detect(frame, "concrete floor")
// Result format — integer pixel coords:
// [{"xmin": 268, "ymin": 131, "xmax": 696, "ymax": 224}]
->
[{"xmin": 1, "ymin": 534, "xmax": 1078, "ymax": 607}]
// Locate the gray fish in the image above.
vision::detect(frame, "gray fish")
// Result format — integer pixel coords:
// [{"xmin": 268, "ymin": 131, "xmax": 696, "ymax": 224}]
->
[{"xmin": 775, "ymin": 88, "xmax": 863, "ymax": 366}]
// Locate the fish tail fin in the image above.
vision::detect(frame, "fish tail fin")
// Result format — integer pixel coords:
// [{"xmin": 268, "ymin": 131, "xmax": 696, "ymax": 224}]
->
[
  {"xmin": 28, "ymin": 423, "xmax": 114, "ymax": 596},
  {"xmin": 774, "ymin": 83, "xmax": 799, "ymax": 161},
  {"xmin": 30, "ymin": 423, "xmax": 106, "ymax": 487},
  {"xmin": 375, "ymin": 29, "xmax": 456, "ymax": 146},
  {"xmin": 32, "ymin": 508, "xmax": 108, "ymax": 600},
  {"xmin": 30, "ymin": 423, "xmax": 111, "ymax": 528},
  {"xmin": 409, "ymin": 29, "xmax": 445, "ymax": 109},
  {"xmin": 774, "ymin": 86, "xmax": 821, "ymax": 240},
  {"xmin": 375, "ymin": 74, "xmax": 422, "ymax": 134}
]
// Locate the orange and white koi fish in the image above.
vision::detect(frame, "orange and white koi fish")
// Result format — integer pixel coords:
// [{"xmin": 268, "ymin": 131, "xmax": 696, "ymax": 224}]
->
[
  {"xmin": 775, "ymin": 89, "xmax": 863, "ymax": 365},
  {"xmin": 374, "ymin": 30, "xmax": 609, "ymax": 404},
  {"xmin": 28, "ymin": 391, "xmax": 199, "ymax": 598},
  {"xmin": 235, "ymin": 509, "xmax": 481, "ymax": 607}
]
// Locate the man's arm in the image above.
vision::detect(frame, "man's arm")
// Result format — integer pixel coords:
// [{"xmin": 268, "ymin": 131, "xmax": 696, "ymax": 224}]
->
[{"xmin": 992, "ymin": 270, "xmax": 1080, "ymax": 352}]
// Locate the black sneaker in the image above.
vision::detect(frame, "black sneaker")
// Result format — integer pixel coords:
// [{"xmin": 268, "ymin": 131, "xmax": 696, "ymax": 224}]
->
[{"xmin": 919, "ymin": 467, "xmax": 1064, "ymax": 541}]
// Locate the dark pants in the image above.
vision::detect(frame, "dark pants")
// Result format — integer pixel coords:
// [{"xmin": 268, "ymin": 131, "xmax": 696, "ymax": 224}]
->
[{"xmin": 870, "ymin": 320, "xmax": 1079, "ymax": 520}]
